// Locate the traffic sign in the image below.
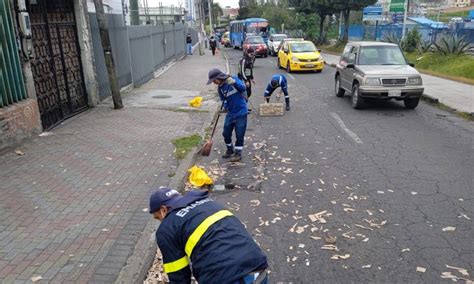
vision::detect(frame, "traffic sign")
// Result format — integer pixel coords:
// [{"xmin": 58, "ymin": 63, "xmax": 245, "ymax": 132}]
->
[
  {"xmin": 390, "ymin": 0, "xmax": 405, "ymax": 13},
  {"xmin": 363, "ymin": 6, "xmax": 383, "ymax": 21}
]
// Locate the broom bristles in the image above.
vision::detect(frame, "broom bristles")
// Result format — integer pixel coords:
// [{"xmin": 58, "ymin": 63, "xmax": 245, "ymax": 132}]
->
[{"xmin": 200, "ymin": 140, "xmax": 213, "ymax": 156}]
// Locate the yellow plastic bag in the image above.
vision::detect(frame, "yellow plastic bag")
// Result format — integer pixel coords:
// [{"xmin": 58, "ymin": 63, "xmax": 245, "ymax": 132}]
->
[
  {"xmin": 189, "ymin": 96, "xmax": 203, "ymax": 108},
  {"xmin": 188, "ymin": 165, "xmax": 213, "ymax": 187}
]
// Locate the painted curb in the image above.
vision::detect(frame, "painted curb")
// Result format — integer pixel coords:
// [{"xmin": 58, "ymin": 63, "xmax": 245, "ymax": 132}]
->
[{"xmin": 115, "ymin": 50, "xmax": 229, "ymax": 284}]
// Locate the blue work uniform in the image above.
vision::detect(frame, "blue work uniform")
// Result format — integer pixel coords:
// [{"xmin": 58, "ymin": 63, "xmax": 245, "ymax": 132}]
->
[
  {"xmin": 264, "ymin": 74, "xmax": 289, "ymax": 99},
  {"xmin": 218, "ymin": 76, "xmax": 248, "ymax": 154},
  {"xmin": 156, "ymin": 190, "xmax": 268, "ymax": 284}
]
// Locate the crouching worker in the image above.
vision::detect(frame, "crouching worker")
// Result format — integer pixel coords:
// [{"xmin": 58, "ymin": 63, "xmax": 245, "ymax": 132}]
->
[
  {"xmin": 150, "ymin": 188, "xmax": 269, "ymax": 284},
  {"xmin": 264, "ymin": 74, "xmax": 290, "ymax": 111}
]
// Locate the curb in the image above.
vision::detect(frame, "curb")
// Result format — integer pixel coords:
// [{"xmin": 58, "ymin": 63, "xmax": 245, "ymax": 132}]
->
[
  {"xmin": 115, "ymin": 50, "xmax": 229, "ymax": 284},
  {"xmin": 421, "ymin": 93, "xmax": 439, "ymax": 104}
]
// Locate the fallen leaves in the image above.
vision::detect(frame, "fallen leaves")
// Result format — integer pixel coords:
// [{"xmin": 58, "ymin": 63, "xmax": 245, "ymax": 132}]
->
[
  {"xmin": 321, "ymin": 244, "xmax": 339, "ymax": 251},
  {"xmin": 442, "ymin": 226, "xmax": 456, "ymax": 232},
  {"xmin": 416, "ymin": 267, "xmax": 427, "ymax": 273},
  {"xmin": 31, "ymin": 276, "xmax": 42, "ymax": 282},
  {"xmin": 250, "ymin": 200, "xmax": 261, "ymax": 207},
  {"xmin": 363, "ymin": 219, "xmax": 387, "ymax": 229},
  {"xmin": 330, "ymin": 254, "xmax": 350, "ymax": 260}
]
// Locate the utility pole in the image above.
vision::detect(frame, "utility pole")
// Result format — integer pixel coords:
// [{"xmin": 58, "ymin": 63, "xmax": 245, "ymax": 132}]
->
[
  {"xmin": 401, "ymin": 0, "xmax": 408, "ymax": 39},
  {"xmin": 208, "ymin": 0, "xmax": 213, "ymax": 34},
  {"xmin": 93, "ymin": 0, "xmax": 123, "ymax": 109}
]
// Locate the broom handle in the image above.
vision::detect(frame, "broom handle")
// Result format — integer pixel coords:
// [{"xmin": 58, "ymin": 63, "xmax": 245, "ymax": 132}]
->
[{"xmin": 209, "ymin": 100, "xmax": 225, "ymax": 139}]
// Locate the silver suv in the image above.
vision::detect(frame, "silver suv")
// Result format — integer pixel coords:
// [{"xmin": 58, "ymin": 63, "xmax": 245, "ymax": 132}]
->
[{"xmin": 335, "ymin": 42, "xmax": 424, "ymax": 109}]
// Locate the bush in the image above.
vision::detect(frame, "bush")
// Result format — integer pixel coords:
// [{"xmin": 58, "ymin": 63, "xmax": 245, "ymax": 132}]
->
[
  {"xmin": 434, "ymin": 34, "xmax": 470, "ymax": 55},
  {"xmin": 401, "ymin": 29, "xmax": 421, "ymax": 53},
  {"xmin": 417, "ymin": 40, "xmax": 432, "ymax": 54}
]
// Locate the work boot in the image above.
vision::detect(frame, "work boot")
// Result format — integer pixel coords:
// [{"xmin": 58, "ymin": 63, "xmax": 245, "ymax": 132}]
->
[
  {"xmin": 285, "ymin": 98, "xmax": 290, "ymax": 111},
  {"xmin": 222, "ymin": 149, "xmax": 234, "ymax": 159},
  {"xmin": 230, "ymin": 153, "xmax": 242, "ymax": 162},
  {"xmin": 265, "ymin": 98, "xmax": 270, "ymax": 103}
]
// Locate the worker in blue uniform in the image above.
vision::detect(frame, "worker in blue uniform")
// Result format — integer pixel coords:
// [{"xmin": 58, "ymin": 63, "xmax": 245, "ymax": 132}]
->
[
  {"xmin": 207, "ymin": 68, "xmax": 248, "ymax": 162},
  {"xmin": 149, "ymin": 188, "xmax": 268, "ymax": 284},
  {"xmin": 264, "ymin": 74, "xmax": 290, "ymax": 110}
]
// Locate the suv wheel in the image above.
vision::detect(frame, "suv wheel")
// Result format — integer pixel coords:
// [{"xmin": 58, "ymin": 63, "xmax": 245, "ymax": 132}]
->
[
  {"xmin": 286, "ymin": 61, "xmax": 292, "ymax": 73},
  {"xmin": 351, "ymin": 83, "xmax": 365, "ymax": 109},
  {"xmin": 404, "ymin": 98, "xmax": 420, "ymax": 109},
  {"xmin": 335, "ymin": 75, "xmax": 345, "ymax": 97}
]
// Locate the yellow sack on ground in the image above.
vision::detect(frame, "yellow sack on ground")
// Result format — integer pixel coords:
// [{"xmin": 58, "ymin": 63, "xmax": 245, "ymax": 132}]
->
[
  {"xmin": 188, "ymin": 165, "xmax": 213, "ymax": 187},
  {"xmin": 189, "ymin": 96, "xmax": 203, "ymax": 108}
]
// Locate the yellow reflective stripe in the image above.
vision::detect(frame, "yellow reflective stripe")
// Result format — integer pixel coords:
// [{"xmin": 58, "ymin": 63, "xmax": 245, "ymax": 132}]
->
[
  {"xmin": 185, "ymin": 210, "xmax": 233, "ymax": 257},
  {"xmin": 163, "ymin": 256, "xmax": 189, "ymax": 273}
]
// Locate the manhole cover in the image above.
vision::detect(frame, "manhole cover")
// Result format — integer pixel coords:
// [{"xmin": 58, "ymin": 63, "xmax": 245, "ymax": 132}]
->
[{"xmin": 152, "ymin": 95, "xmax": 172, "ymax": 99}]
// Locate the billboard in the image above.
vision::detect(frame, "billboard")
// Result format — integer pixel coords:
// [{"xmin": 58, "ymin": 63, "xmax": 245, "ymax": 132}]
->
[
  {"xmin": 363, "ymin": 6, "xmax": 383, "ymax": 21},
  {"xmin": 390, "ymin": 0, "xmax": 405, "ymax": 13}
]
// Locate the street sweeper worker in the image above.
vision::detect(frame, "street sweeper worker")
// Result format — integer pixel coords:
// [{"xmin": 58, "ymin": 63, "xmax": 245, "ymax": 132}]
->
[
  {"xmin": 264, "ymin": 74, "xmax": 290, "ymax": 111},
  {"xmin": 149, "ymin": 188, "xmax": 269, "ymax": 284},
  {"xmin": 207, "ymin": 68, "xmax": 248, "ymax": 162}
]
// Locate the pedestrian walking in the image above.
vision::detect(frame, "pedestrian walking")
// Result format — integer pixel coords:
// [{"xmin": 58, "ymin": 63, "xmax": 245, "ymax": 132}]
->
[
  {"xmin": 238, "ymin": 47, "xmax": 256, "ymax": 99},
  {"xmin": 186, "ymin": 33, "xmax": 193, "ymax": 55},
  {"xmin": 149, "ymin": 188, "xmax": 269, "ymax": 283},
  {"xmin": 264, "ymin": 74, "xmax": 290, "ymax": 111},
  {"xmin": 209, "ymin": 36, "xmax": 217, "ymax": 56},
  {"xmin": 207, "ymin": 68, "xmax": 248, "ymax": 162}
]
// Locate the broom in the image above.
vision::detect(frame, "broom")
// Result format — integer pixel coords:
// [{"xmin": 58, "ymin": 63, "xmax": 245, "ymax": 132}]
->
[{"xmin": 200, "ymin": 101, "xmax": 225, "ymax": 156}]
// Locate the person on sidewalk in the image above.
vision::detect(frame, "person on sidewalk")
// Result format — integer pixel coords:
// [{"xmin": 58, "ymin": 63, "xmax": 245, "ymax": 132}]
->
[
  {"xmin": 264, "ymin": 74, "xmax": 290, "ymax": 111},
  {"xmin": 209, "ymin": 36, "xmax": 217, "ymax": 56},
  {"xmin": 149, "ymin": 188, "xmax": 269, "ymax": 284},
  {"xmin": 186, "ymin": 33, "xmax": 193, "ymax": 55},
  {"xmin": 207, "ymin": 68, "xmax": 248, "ymax": 162}
]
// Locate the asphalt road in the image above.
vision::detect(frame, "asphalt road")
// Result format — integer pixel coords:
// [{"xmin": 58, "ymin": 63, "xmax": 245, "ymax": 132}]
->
[{"xmin": 211, "ymin": 48, "xmax": 474, "ymax": 283}]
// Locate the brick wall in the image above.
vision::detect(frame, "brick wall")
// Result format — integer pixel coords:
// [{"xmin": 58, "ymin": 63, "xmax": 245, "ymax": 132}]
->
[{"xmin": 0, "ymin": 99, "xmax": 42, "ymax": 151}]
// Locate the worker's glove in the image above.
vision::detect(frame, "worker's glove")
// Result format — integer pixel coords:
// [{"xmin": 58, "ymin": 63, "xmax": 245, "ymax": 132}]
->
[{"xmin": 226, "ymin": 77, "xmax": 235, "ymax": 85}]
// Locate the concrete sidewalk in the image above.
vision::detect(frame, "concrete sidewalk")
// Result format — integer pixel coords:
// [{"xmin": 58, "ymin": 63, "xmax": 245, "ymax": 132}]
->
[
  {"xmin": 323, "ymin": 52, "xmax": 474, "ymax": 114},
  {"xmin": 0, "ymin": 50, "xmax": 224, "ymax": 283}
]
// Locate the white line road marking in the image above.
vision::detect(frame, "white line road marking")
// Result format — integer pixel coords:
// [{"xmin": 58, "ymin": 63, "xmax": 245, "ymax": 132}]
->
[
  {"xmin": 330, "ymin": 112, "xmax": 363, "ymax": 144},
  {"xmin": 287, "ymin": 73, "xmax": 296, "ymax": 80},
  {"xmin": 267, "ymin": 59, "xmax": 273, "ymax": 64}
]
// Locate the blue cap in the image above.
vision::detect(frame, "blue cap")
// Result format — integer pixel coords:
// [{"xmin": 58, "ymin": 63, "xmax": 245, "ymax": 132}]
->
[{"xmin": 149, "ymin": 188, "xmax": 182, "ymax": 214}]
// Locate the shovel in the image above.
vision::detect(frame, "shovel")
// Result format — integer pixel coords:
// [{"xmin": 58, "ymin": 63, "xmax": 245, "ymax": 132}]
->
[{"xmin": 200, "ymin": 101, "xmax": 225, "ymax": 156}]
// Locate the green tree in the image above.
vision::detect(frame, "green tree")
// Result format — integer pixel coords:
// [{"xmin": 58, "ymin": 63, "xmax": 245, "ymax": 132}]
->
[
  {"xmin": 212, "ymin": 3, "xmax": 223, "ymax": 26},
  {"xmin": 333, "ymin": 0, "xmax": 377, "ymax": 43},
  {"xmin": 262, "ymin": 6, "xmax": 297, "ymax": 32},
  {"xmin": 297, "ymin": 0, "xmax": 337, "ymax": 43}
]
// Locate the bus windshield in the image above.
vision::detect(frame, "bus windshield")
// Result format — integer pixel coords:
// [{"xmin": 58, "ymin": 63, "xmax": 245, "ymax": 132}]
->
[{"xmin": 246, "ymin": 21, "xmax": 269, "ymax": 35}]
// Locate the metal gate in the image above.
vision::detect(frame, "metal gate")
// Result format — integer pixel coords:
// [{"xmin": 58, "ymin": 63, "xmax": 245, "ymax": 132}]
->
[{"xmin": 29, "ymin": 0, "xmax": 88, "ymax": 130}]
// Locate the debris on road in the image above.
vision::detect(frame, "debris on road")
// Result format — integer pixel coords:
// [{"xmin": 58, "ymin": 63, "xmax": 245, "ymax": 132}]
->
[
  {"xmin": 250, "ymin": 200, "xmax": 261, "ymax": 207},
  {"xmin": 14, "ymin": 150, "xmax": 25, "ymax": 155},
  {"xmin": 31, "ymin": 276, "xmax": 42, "ymax": 282},
  {"xmin": 416, "ymin": 267, "xmax": 427, "ymax": 273},
  {"xmin": 330, "ymin": 254, "xmax": 350, "ymax": 260},
  {"xmin": 442, "ymin": 226, "xmax": 456, "ymax": 232}
]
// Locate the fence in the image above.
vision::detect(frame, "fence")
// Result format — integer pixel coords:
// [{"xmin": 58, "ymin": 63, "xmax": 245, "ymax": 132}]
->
[
  {"xmin": 89, "ymin": 13, "xmax": 192, "ymax": 100},
  {"xmin": 344, "ymin": 23, "xmax": 474, "ymax": 44},
  {"xmin": 0, "ymin": 0, "xmax": 27, "ymax": 108}
]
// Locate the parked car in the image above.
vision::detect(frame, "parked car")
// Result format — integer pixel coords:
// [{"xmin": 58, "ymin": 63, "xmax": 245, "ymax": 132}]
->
[
  {"xmin": 334, "ymin": 42, "xmax": 424, "ymax": 109},
  {"xmin": 243, "ymin": 36, "xmax": 268, "ymax": 57},
  {"xmin": 277, "ymin": 40, "xmax": 324, "ymax": 73},
  {"xmin": 221, "ymin": 31, "xmax": 231, "ymax": 47},
  {"xmin": 268, "ymin": 34, "xmax": 288, "ymax": 56}
]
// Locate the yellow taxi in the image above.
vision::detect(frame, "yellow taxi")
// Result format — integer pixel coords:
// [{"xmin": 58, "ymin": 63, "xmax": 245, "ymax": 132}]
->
[
  {"xmin": 277, "ymin": 40, "xmax": 324, "ymax": 73},
  {"xmin": 221, "ymin": 31, "xmax": 230, "ymax": 47}
]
